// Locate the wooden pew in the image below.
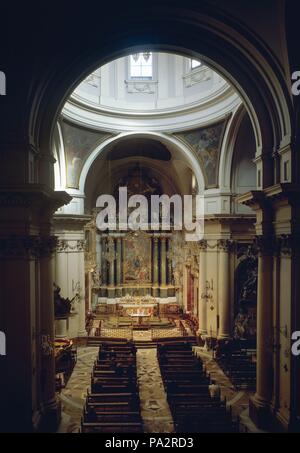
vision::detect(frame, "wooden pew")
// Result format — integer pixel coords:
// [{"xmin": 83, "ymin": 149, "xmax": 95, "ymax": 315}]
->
[{"xmin": 81, "ymin": 420, "xmax": 142, "ymax": 433}]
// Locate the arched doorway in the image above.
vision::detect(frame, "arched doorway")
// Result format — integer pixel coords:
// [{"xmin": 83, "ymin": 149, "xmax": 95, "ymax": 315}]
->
[{"xmin": 0, "ymin": 3, "xmax": 294, "ymax": 433}]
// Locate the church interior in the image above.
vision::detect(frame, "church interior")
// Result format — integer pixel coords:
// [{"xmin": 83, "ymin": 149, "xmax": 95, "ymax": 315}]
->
[{"xmin": 0, "ymin": 0, "xmax": 299, "ymax": 434}]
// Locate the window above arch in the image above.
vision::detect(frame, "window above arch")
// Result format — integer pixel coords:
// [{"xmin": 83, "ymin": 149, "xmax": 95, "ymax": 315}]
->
[{"xmin": 129, "ymin": 52, "xmax": 153, "ymax": 79}]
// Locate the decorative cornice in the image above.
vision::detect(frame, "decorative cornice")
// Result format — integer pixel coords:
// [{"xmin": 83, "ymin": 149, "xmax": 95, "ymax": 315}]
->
[
  {"xmin": 238, "ymin": 185, "xmax": 300, "ymax": 210},
  {"xmin": 204, "ymin": 214, "xmax": 255, "ymax": 223},
  {"xmin": 67, "ymin": 81, "xmax": 232, "ymax": 120},
  {"xmin": 54, "ymin": 214, "xmax": 92, "ymax": 229},
  {"xmin": 235, "ymin": 191, "xmax": 266, "ymax": 210},
  {"xmin": 0, "ymin": 185, "xmax": 72, "ymax": 212},
  {"xmin": 0, "ymin": 235, "xmax": 58, "ymax": 258},
  {"xmin": 264, "ymin": 183, "xmax": 300, "ymax": 205},
  {"xmin": 63, "ymin": 85, "xmax": 239, "ymax": 133},
  {"xmin": 0, "ymin": 142, "xmax": 39, "ymax": 155}
]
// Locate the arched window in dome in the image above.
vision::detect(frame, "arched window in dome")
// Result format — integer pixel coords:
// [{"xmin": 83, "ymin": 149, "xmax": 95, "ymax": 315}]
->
[{"xmin": 129, "ymin": 52, "xmax": 153, "ymax": 79}]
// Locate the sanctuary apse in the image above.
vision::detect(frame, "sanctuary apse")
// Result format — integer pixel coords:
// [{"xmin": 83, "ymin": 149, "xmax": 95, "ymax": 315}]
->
[
  {"xmin": 85, "ymin": 164, "xmax": 176, "ymax": 304},
  {"xmin": 0, "ymin": 0, "xmax": 299, "ymax": 434}
]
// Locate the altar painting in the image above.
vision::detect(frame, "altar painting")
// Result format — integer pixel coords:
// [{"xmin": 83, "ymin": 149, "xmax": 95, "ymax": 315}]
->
[{"xmin": 123, "ymin": 235, "xmax": 151, "ymax": 283}]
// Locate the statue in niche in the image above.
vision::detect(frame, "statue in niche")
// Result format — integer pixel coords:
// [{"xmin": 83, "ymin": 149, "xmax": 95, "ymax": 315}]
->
[
  {"xmin": 241, "ymin": 266, "xmax": 257, "ymax": 301},
  {"xmin": 233, "ymin": 246, "xmax": 258, "ymax": 339},
  {"xmin": 233, "ymin": 307, "xmax": 250, "ymax": 340},
  {"xmin": 53, "ymin": 283, "xmax": 75, "ymax": 318}
]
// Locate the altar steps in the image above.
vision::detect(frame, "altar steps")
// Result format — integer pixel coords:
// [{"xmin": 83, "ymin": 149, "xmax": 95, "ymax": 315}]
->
[
  {"xmin": 86, "ymin": 337, "xmax": 156, "ymax": 348},
  {"xmin": 87, "ymin": 336, "xmax": 197, "ymax": 349},
  {"xmin": 134, "ymin": 341, "xmax": 157, "ymax": 349}
]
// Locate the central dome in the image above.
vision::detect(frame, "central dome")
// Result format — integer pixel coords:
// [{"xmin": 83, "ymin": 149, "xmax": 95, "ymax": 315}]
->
[{"xmin": 70, "ymin": 52, "xmax": 229, "ymax": 115}]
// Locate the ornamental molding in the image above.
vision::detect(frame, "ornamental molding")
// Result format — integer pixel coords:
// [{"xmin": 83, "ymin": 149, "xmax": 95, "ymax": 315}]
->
[
  {"xmin": 56, "ymin": 239, "xmax": 85, "ymax": 253},
  {"xmin": 125, "ymin": 80, "xmax": 157, "ymax": 94},
  {"xmin": 217, "ymin": 239, "xmax": 234, "ymax": 252},
  {"xmin": 54, "ymin": 214, "xmax": 92, "ymax": 230},
  {"xmin": 275, "ymin": 234, "xmax": 295, "ymax": 257},
  {"xmin": 65, "ymin": 84, "xmax": 239, "ymax": 133},
  {"xmin": 0, "ymin": 235, "xmax": 58, "ymax": 258},
  {"xmin": 84, "ymin": 72, "xmax": 100, "ymax": 89},
  {"xmin": 199, "ymin": 239, "xmax": 207, "ymax": 251},
  {"xmin": 254, "ymin": 235, "xmax": 275, "ymax": 256},
  {"xmin": 183, "ymin": 67, "xmax": 213, "ymax": 88}
]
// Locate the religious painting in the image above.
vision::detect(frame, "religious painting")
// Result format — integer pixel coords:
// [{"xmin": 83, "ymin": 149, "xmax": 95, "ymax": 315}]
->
[
  {"xmin": 61, "ymin": 120, "xmax": 113, "ymax": 189},
  {"xmin": 175, "ymin": 118, "xmax": 228, "ymax": 188},
  {"xmin": 123, "ymin": 232, "xmax": 151, "ymax": 284}
]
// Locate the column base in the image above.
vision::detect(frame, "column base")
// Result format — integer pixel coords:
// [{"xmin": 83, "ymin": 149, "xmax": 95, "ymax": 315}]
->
[
  {"xmin": 217, "ymin": 333, "xmax": 231, "ymax": 340},
  {"xmin": 32, "ymin": 409, "xmax": 42, "ymax": 432},
  {"xmin": 107, "ymin": 287, "xmax": 115, "ymax": 298},
  {"xmin": 288, "ymin": 416, "xmax": 300, "ymax": 433},
  {"xmin": 39, "ymin": 397, "xmax": 61, "ymax": 432},
  {"xmin": 78, "ymin": 329, "xmax": 87, "ymax": 337},
  {"xmin": 271, "ymin": 404, "xmax": 300, "ymax": 433},
  {"xmin": 152, "ymin": 287, "xmax": 159, "ymax": 297},
  {"xmin": 198, "ymin": 329, "xmax": 207, "ymax": 336},
  {"xmin": 249, "ymin": 394, "xmax": 271, "ymax": 430},
  {"xmin": 159, "ymin": 288, "xmax": 168, "ymax": 298},
  {"xmin": 115, "ymin": 287, "xmax": 122, "ymax": 297}
]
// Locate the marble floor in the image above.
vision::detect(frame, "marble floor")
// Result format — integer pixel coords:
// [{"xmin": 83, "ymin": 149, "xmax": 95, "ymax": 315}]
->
[
  {"xmin": 57, "ymin": 345, "xmax": 264, "ymax": 433},
  {"xmin": 57, "ymin": 347, "xmax": 98, "ymax": 433},
  {"xmin": 136, "ymin": 349, "xmax": 175, "ymax": 433},
  {"xmin": 57, "ymin": 346, "xmax": 175, "ymax": 433}
]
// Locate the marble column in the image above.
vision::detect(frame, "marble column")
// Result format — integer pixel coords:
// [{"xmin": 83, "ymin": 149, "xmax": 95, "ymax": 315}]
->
[
  {"xmin": 0, "ymin": 240, "xmax": 39, "ymax": 432},
  {"xmin": 116, "ymin": 237, "xmax": 122, "ymax": 297},
  {"xmin": 54, "ymin": 242, "xmax": 68, "ymax": 296},
  {"xmin": 101, "ymin": 236, "xmax": 107, "ymax": 294},
  {"xmin": 183, "ymin": 265, "xmax": 188, "ymax": 312},
  {"xmin": 77, "ymin": 240, "xmax": 87, "ymax": 336},
  {"xmin": 217, "ymin": 239, "xmax": 231, "ymax": 339},
  {"xmin": 0, "ymin": 185, "xmax": 70, "ymax": 433},
  {"xmin": 107, "ymin": 237, "xmax": 115, "ymax": 298},
  {"xmin": 96, "ymin": 232, "xmax": 101, "ymax": 271},
  {"xmin": 290, "ymin": 233, "xmax": 300, "ymax": 432},
  {"xmin": 198, "ymin": 240, "xmax": 207, "ymax": 335},
  {"xmin": 161, "ymin": 238, "xmax": 167, "ymax": 284},
  {"xmin": 39, "ymin": 240, "xmax": 60, "ymax": 429},
  {"xmin": 55, "ymin": 236, "xmax": 86, "ymax": 337},
  {"xmin": 160, "ymin": 237, "xmax": 168, "ymax": 298},
  {"xmin": 249, "ymin": 236, "xmax": 273, "ymax": 428},
  {"xmin": 167, "ymin": 239, "xmax": 172, "ymax": 285},
  {"xmin": 152, "ymin": 237, "xmax": 159, "ymax": 297}
]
